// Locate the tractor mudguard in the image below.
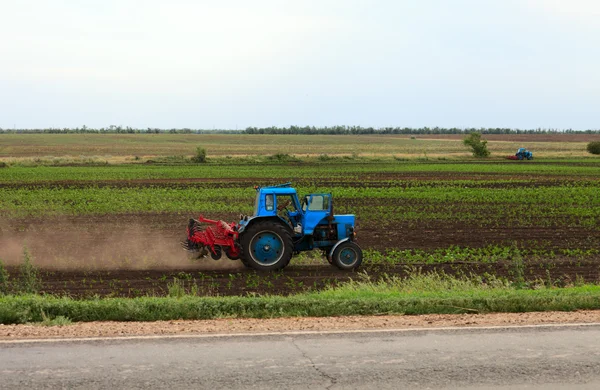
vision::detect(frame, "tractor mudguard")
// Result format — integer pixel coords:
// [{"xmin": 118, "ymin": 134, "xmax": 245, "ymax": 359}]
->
[
  {"xmin": 327, "ymin": 237, "xmax": 350, "ymax": 262},
  {"xmin": 238, "ymin": 216, "xmax": 293, "ymax": 235}
]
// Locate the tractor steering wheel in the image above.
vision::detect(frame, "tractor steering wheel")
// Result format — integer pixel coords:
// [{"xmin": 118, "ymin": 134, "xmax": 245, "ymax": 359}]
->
[{"xmin": 277, "ymin": 199, "xmax": 292, "ymax": 212}]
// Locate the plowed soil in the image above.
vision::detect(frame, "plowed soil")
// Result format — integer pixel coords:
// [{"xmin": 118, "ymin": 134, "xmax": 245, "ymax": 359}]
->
[
  {"xmin": 2, "ymin": 210, "xmax": 598, "ymax": 297},
  {"xmin": 4, "ymin": 258, "xmax": 599, "ymax": 298}
]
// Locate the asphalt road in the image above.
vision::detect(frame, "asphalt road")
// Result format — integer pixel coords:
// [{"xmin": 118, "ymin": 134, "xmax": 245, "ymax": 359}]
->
[{"xmin": 2, "ymin": 325, "xmax": 600, "ymax": 389}]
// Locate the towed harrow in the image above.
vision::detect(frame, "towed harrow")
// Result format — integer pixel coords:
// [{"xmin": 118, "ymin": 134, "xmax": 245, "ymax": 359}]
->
[{"xmin": 182, "ymin": 216, "xmax": 241, "ymax": 260}]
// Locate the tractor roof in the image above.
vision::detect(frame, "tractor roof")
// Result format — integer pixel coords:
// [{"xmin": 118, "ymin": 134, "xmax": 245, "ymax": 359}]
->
[
  {"xmin": 256, "ymin": 182, "xmax": 297, "ymax": 195},
  {"xmin": 258, "ymin": 187, "xmax": 297, "ymax": 195}
]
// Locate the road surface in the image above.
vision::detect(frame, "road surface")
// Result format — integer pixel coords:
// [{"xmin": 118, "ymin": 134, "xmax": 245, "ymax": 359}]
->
[{"xmin": 2, "ymin": 324, "xmax": 600, "ymax": 389}]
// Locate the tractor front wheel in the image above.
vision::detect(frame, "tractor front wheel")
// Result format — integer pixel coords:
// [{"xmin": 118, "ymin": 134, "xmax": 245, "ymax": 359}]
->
[
  {"xmin": 332, "ymin": 241, "xmax": 363, "ymax": 270},
  {"xmin": 240, "ymin": 221, "xmax": 293, "ymax": 271}
]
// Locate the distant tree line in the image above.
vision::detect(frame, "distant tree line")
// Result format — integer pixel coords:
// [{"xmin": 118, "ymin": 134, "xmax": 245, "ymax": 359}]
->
[
  {"xmin": 0, "ymin": 125, "xmax": 598, "ymax": 135},
  {"xmin": 243, "ymin": 126, "xmax": 600, "ymax": 135},
  {"xmin": 0, "ymin": 125, "xmax": 240, "ymax": 134}
]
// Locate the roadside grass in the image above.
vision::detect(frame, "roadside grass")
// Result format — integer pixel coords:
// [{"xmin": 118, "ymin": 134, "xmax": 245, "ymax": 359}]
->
[
  {"xmin": 38, "ymin": 311, "xmax": 72, "ymax": 326},
  {"xmin": 1, "ymin": 272, "xmax": 600, "ymax": 325}
]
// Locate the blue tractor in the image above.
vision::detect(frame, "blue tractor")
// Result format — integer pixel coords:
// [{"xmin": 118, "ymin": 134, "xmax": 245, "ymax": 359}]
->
[
  {"xmin": 183, "ymin": 183, "xmax": 363, "ymax": 271},
  {"xmin": 515, "ymin": 148, "xmax": 533, "ymax": 160}
]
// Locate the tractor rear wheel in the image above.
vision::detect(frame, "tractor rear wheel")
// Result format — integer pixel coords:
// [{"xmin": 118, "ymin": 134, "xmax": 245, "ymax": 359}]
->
[
  {"xmin": 240, "ymin": 221, "xmax": 293, "ymax": 271},
  {"xmin": 332, "ymin": 241, "xmax": 363, "ymax": 270}
]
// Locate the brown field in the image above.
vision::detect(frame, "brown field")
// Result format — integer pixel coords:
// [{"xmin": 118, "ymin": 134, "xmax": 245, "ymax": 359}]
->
[
  {"xmin": 416, "ymin": 133, "xmax": 600, "ymax": 142},
  {"xmin": 4, "ymin": 259, "xmax": 598, "ymax": 299},
  {"xmin": 1, "ymin": 133, "xmax": 598, "ymax": 160},
  {"xmin": 2, "ymin": 207, "xmax": 599, "ymax": 298}
]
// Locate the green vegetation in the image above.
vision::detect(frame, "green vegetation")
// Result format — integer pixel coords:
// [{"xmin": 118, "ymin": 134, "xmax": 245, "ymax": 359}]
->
[
  {"xmin": 1, "ymin": 273, "xmax": 600, "ymax": 324},
  {"xmin": 0, "ymin": 259, "xmax": 9, "ymax": 295},
  {"xmin": 2, "ymin": 161, "xmax": 598, "ymax": 184},
  {"xmin": 463, "ymin": 132, "xmax": 490, "ymax": 157},
  {"xmin": 191, "ymin": 146, "xmax": 207, "ymax": 163},
  {"xmin": 39, "ymin": 311, "xmax": 72, "ymax": 326},
  {"xmin": 587, "ymin": 141, "xmax": 600, "ymax": 155},
  {"xmin": 266, "ymin": 153, "xmax": 301, "ymax": 163},
  {"xmin": 0, "ymin": 250, "xmax": 44, "ymax": 296},
  {"xmin": 18, "ymin": 248, "xmax": 41, "ymax": 294},
  {"xmin": 1, "ymin": 177, "xmax": 598, "ymax": 231}
]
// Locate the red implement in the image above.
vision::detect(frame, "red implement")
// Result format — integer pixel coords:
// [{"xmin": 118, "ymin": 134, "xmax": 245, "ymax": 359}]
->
[{"xmin": 184, "ymin": 216, "xmax": 241, "ymax": 259}]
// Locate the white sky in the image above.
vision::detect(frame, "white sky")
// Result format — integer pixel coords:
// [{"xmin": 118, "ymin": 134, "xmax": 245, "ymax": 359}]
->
[{"xmin": 0, "ymin": 0, "xmax": 598, "ymax": 129}]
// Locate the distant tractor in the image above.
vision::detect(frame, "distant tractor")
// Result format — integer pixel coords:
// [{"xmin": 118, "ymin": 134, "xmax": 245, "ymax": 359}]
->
[
  {"xmin": 182, "ymin": 183, "xmax": 362, "ymax": 271},
  {"xmin": 507, "ymin": 147, "xmax": 533, "ymax": 160}
]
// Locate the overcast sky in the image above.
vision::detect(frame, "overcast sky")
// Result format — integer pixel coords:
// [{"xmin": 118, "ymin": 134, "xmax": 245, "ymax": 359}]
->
[{"xmin": 0, "ymin": 0, "xmax": 598, "ymax": 129}]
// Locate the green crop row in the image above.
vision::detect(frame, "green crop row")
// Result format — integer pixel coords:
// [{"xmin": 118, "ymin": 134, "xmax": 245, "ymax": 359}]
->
[
  {"xmin": 364, "ymin": 245, "xmax": 600, "ymax": 265},
  {"xmin": 1, "ymin": 184, "xmax": 598, "ymax": 209},
  {"xmin": 1, "ymin": 185, "xmax": 598, "ymax": 231},
  {"xmin": 1, "ymin": 161, "xmax": 599, "ymax": 183}
]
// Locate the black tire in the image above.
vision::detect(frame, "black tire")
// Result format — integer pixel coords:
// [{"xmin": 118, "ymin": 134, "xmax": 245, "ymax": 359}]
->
[
  {"xmin": 236, "ymin": 241, "xmax": 251, "ymax": 267},
  {"xmin": 321, "ymin": 248, "xmax": 333, "ymax": 264},
  {"xmin": 224, "ymin": 244, "xmax": 241, "ymax": 260},
  {"xmin": 332, "ymin": 241, "xmax": 363, "ymax": 270},
  {"xmin": 239, "ymin": 252, "xmax": 251, "ymax": 267},
  {"xmin": 210, "ymin": 246, "xmax": 222, "ymax": 260},
  {"xmin": 240, "ymin": 221, "xmax": 293, "ymax": 271}
]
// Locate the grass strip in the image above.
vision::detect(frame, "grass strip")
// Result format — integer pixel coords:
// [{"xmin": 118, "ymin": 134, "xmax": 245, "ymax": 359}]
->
[{"xmin": 1, "ymin": 284, "xmax": 600, "ymax": 325}]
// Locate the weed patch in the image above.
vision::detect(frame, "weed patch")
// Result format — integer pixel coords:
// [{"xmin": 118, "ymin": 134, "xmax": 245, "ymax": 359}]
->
[
  {"xmin": 18, "ymin": 248, "xmax": 41, "ymax": 294},
  {"xmin": 0, "ymin": 259, "xmax": 9, "ymax": 295}
]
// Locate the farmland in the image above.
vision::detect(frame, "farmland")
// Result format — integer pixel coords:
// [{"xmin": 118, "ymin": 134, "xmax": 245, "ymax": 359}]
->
[
  {"xmin": 0, "ymin": 133, "xmax": 599, "ymax": 302},
  {"xmin": 1, "ymin": 133, "xmax": 598, "ymax": 162}
]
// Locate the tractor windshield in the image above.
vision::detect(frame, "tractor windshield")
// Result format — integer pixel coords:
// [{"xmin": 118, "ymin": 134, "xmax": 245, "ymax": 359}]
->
[
  {"xmin": 308, "ymin": 195, "xmax": 329, "ymax": 211},
  {"xmin": 302, "ymin": 194, "xmax": 330, "ymax": 211}
]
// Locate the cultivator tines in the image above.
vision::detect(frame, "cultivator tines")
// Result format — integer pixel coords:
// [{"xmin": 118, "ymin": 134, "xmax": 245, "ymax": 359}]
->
[
  {"xmin": 182, "ymin": 215, "xmax": 241, "ymax": 260},
  {"xmin": 181, "ymin": 219, "xmax": 203, "ymax": 251}
]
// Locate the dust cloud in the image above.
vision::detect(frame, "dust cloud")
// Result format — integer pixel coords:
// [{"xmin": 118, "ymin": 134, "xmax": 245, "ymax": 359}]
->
[{"xmin": 0, "ymin": 219, "xmax": 244, "ymax": 271}]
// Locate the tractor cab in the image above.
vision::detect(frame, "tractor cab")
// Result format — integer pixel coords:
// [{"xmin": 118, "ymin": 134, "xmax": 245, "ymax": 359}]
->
[
  {"xmin": 241, "ymin": 184, "xmax": 301, "ymax": 231},
  {"xmin": 240, "ymin": 183, "xmax": 335, "ymax": 236}
]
